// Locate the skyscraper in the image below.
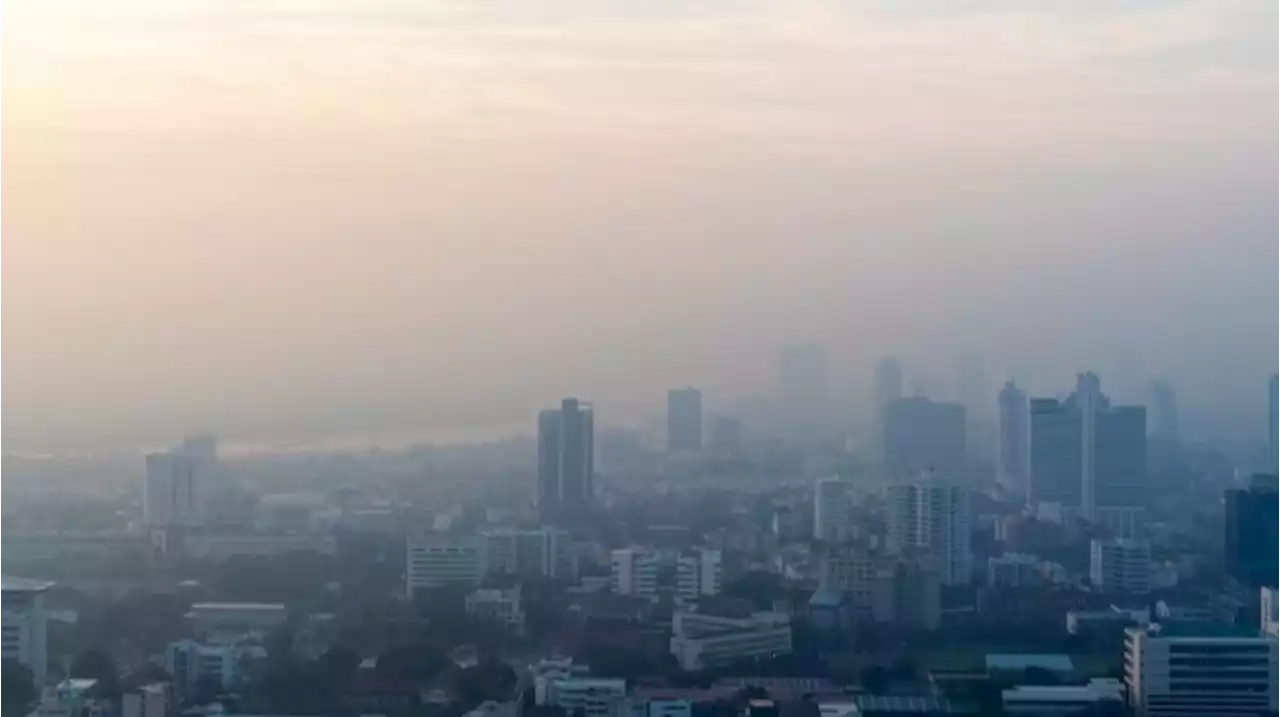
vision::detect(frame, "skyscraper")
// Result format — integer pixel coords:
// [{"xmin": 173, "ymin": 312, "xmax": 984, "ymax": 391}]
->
[
  {"xmin": 777, "ymin": 344, "xmax": 828, "ymax": 436},
  {"xmin": 1225, "ymin": 483, "xmax": 1279, "ymax": 588},
  {"xmin": 997, "ymin": 381, "xmax": 1030, "ymax": 497},
  {"xmin": 1146, "ymin": 379, "xmax": 1178, "ymax": 441},
  {"xmin": 1270, "ymin": 374, "xmax": 1278, "ymax": 474},
  {"xmin": 537, "ymin": 398, "xmax": 594, "ymax": 511},
  {"xmin": 143, "ymin": 450, "xmax": 210, "ymax": 527},
  {"xmin": 1028, "ymin": 373, "xmax": 1146, "ymax": 533},
  {"xmin": 666, "ymin": 388, "xmax": 703, "ymax": 453},
  {"xmin": 887, "ymin": 478, "xmax": 972, "ymax": 586},
  {"xmin": 883, "ymin": 397, "xmax": 966, "ymax": 477}
]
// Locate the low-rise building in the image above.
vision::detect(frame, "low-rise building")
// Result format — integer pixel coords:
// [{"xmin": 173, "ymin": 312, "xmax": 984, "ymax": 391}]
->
[
  {"xmin": 1124, "ymin": 620, "xmax": 1278, "ymax": 716},
  {"xmin": 1066, "ymin": 605, "xmax": 1151, "ymax": 636},
  {"xmin": 186, "ymin": 602, "xmax": 287, "ymax": 640},
  {"xmin": 538, "ymin": 677, "xmax": 628, "ymax": 717},
  {"xmin": 2, "ymin": 576, "xmax": 53, "ymax": 688},
  {"xmin": 166, "ymin": 638, "xmax": 266, "ymax": 691},
  {"xmin": 1090, "ymin": 538, "xmax": 1151, "ymax": 595},
  {"xmin": 669, "ymin": 610, "xmax": 792, "ymax": 670},
  {"xmin": 1002, "ymin": 678, "xmax": 1124, "ymax": 715},
  {"xmin": 406, "ymin": 535, "xmax": 486, "ymax": 596}
]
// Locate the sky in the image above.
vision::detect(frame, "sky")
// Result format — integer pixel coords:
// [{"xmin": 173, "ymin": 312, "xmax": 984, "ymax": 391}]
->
[{"xmin": 3, "ymin": 0, "xmax": 1277, "ymax": 449}]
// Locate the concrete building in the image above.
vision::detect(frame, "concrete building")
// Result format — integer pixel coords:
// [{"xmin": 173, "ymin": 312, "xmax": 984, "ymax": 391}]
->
[
  {"xmin": 1090, "ymin": 538, "xmax": 1151, "ymax": 595},
  {"xmin": 143, "ymin": 450, "xmax": 211, "ymax": 527},
  {"xmin": 1002, "ymin": 678, "xmax": 1124, "ymax": 715},
  {"xmin": 611, "ymin": 548, "xmax": 660, "ymax": 599},
  {"xmin": 676, "ymin": 549, "xmax": 723, "ymax": 600},
  {"xmin": 2, "ymin": 576, "xmax": 52, "ymax": 687},
  {"xmin": 406, "ymin": 535, "xmax": 486, "ymax": 597},
  {"xmin": 669, "ymin": 611, "xmax": 793, "ymax": 670},
  {"xmin": 888, "ymin": 479, "xmax": 971, "ymax": 585},
  {"xmin": 1224, "ymin": 484, "xmax": 1279, "ymax": 588},
  {"xmin": 186, "ymin": 602, "xmax": 287, "ymax": 640},
  {"xmin": 538, "ymin": 398, "xmax": 595, "ymax": 511},
  {"xmin": 667, "ymin": 388, "xmax": 703, "ymax": 453},
  {"xmin": 122, "ymin": 683, "xmax": 172, "ymax": 717},
  {"xmin": 465, "ymin": 586, "xmax": 525, "ymax": 632},
  {"xmin": 1030, "ymin": 373, "xmax": 1146, "ymax": 533},
  {"xmin": 998, "ymin": 381, "xmax": 1030, "ymax": 497},
  {"xmin": 883, "ymin": 397, "xmax": 967, "ymax": 477},
  {"xmin": 812, "ymin": 478, "xmax": 852, "ymax": 543},
  {"xmin": 166, "ymin": 638, "xmax": 266, "ymax": 691},
  {"xmin": 817, "ymin": 551, "xmax": 876, "ymax": 618},
  {"xmin": 870, "ymin": 558, "xmax": 941, "ymax": 630},
  {"xmin": 987, "ymin": 553, "xmax": 1043, "ymax": 588},
  {"xmin": 1124, "ymin": 621, "xmax": 1278, "ymax": 717},
  {"xmin": 536, "ymin": 675, "xmax": 627, "ymax": 717},
  {"xmin": 482, "ymin": 527, "xmax": 577, "ymax": 581}
]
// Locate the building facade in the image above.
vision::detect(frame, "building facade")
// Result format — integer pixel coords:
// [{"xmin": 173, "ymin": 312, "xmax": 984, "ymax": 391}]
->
[
  {"xmin": 1, "ymin": 577, "xmax": 52, "ymax": 688},
  {"xmin": 1225, "ymin": 485, "xmax": 1279, "ymax": 588},
  {"xmin": 406, "ymin": 536, "xmax": 486, "ymax": 597},
  {"xmin": 812, "ymin": 478, "xmax": 851, "ymax": 543},
  {"xmin": 1125, "ymin": 621, "xmax": 1278, "ymax": 717},
  {"xmin": 887, "ymin": 480, "xmax": 972, "ymax": 585},
  {"xmin": 538, "ymin": 398, "xmax": 595, "ymax": 511},
  {"xmin": 1090, "ymin": 539, "xmax": 1152, "ymax": 595},
  {"xmin": 998, "ymin": 381, "xmax": 1030, "ymax": 498}
]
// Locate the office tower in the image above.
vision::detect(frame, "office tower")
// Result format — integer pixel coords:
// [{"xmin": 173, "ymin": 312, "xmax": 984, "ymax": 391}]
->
[
  {"xmin": 812, "ymin": 477, "xmax": 852, "ymax": 542},
  {"xmin": 1089, "ymin": 538, "xmax": 1152, "ymax": 594},
  {"xmin": 1270, "ymin": 374, "xmax": 1278, "ymax": 474},
  {"xmin": 997, "ymin": 381, "xmax": 1030, "ymax": 497},
  {"xmin": 708, "ymin": 415, "xmax": 743, "ymax": 457},
  {"xmin": 887, "ymin": 479, "xmax": 972, "ymax": 586},
  {"xmin": 666, "ymin": 388, "xmax": 703, "ymax": 453},
  {"xmin": 1146, "ymin": 379, "xmax": 1178, "ymax": 441},
  {"xmin": 1124, "ymin": 621, "xmax": 1278, "ymax": 716},
  {"xmin": 1225, "ymin": 484, "xmax": 1279, "ymax": 588},
  {"xmin": 537, "ymin": 398, "xmax": 594, "ymax": 511},
  {"xmin": 953, "ymin": 353, "xmax": 986, "ymax": 420},
  {"xmin": 676, "ymin": 548, "xmax": 723, "ymax": 599},
  {"xmin": 143, "ymin": 451, "xmax": 209, "ymax": 528},
  {"xmin": 177, "ymin": 433, "xmax": 218, "ymax": 460},
  {"xmin": 405, "ymin": 535, "xmax": 486, "ymax": 597},
  {"xmin": 610, "ymin": 548, "xmax": 659, "ymax": 598},
  {"xmin": 1028, "ymin": 373, "xmax": 1146, "ymax": 532},
  {"xmin": 777, "ymin": 344, "xmax": 828, "ymax": 436},
  {"xmin": 883, "ymin": 397, "xmax": 967, "ymax": 477},
  {"xmin": 1, "ymin": 577, "xmax": 52, "ymax": 688}
]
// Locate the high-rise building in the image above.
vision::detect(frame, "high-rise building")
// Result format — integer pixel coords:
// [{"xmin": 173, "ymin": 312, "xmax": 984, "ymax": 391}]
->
[
  {"xmin": 1029, "ymin": 373, "xmax": 1146, "ymax": 532},
  {"xmin": 812, "ymin": 478, "xmax": 852, "ymax": 543},
  {"xmin": 406, "ymin": 535, "xmax": 486, "ymax": 597},
  {"xmin": 143, "ymin": 451, "xmax": 210, "ymax": 528},
  {"xmin": 887, "ymin": 479, "xmax": 972, "ymax": 586},
  {"xmin": 676, "ymin": 548, "xmax": 723, "ymax": 600},
  {"xmin": 538, "ymin": 398, "xmax": 594, "ymax": 511},
  {"xmin": 1146, "ymin": 379, "xmax": 1178, "ymax": 441},
  {"xmin": 1270, "ymin": 374, "xmax": 1278, "ymax": 474},
  {"xmin": 1090, "ymin": 538, "xmax": 1152, "ymax": 595},
  {"xmin": 610, "ymin": 548, "xmax": 659, "ymax": 598},
  {"xmin": 708, "ymin": 415, "xmax": 743, "ymax": 458},
  {"xmin": 1225, "ymin": 484, "xmax": 1279, "ymax": 588},
  {"xmin": 2, "ymin": 577, "xmax": 53, "ymax": 688},
  {"xmin": 1124, "ymin": 621, "xmax": 1278, "ymax": 717},
  {"xmin": 883, "ymin": 397, "xmax": 967, "ymax": 477},
  {"xmin": 777, "ymin": 344, "xmax": 828, "ymax": 436},
  {"xmin": 666, "ymin": 388, "xmax": 703, "ymax": 453},
  {"xmin": 997, "ymin": 381, "xmax": 1030, "ymax": 497}
]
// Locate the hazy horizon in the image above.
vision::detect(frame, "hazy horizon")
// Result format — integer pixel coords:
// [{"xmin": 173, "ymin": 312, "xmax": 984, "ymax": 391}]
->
[{"xmin": 4, "ymin": 0, "xmax": 1276, "ymax": 451}]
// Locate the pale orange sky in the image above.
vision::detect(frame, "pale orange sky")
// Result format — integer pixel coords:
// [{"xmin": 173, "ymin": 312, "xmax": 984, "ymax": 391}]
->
[{"xmin": 3, "ymin": 0, "xmax": 1276, "ymax": 448}]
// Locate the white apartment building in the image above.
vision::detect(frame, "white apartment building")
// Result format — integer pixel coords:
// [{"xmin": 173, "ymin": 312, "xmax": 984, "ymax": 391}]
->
[
  {"xmin": 676, "ymin": 549, "xmax": 722, "ymax": 600},
  {"xmin": 669, "ymin": 611, "xmax": 792, "ymax": 670},
  {"xmin": 611, "ymin": 548, "xmax": 660, "ymax": 598},
  {"xmin": 812, "ymin": 478, "xmax": 852, "ymax": 542},
  {"xmin": 888, "ymin": 479, "xmax": 972, "ymax": 585},
  {"xmin": 2, "ymin": 577, "xmax": 53, "ymax": 688},
  {"xmin": 1125, "ymin": 621, "xmax": 1278, "ymax": 717},
  {"xmin": 407, "ymin": 535, "xmax": 487, "ymax": 597},
  {"xmin": 483, "ymin": 527, "xmax": 577, "ymax": 580},
  {"xmin": 537, "ymin": 677, "xmax": 628, "ymax": 717},
  {"xmin": 1090, "ymin": 538, "xmax": 1151, "ymax": 595},
  {"xmin": 465, "ymin": 586, "xmax": 525, "ymax": 632}
]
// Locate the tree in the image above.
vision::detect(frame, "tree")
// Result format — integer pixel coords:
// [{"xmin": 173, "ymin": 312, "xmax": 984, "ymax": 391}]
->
[
  {"xmin": 374, "ymin": 642, "xmax": 450, "ymax": 682},
  {"xmin": 70, "ymin": 649, "xmax": 119, "ymax": 695},
  {"xmin": 859, "ymin": 665, "xmax": 889, "ymax": 695},
  {"xmin": 2, "ymin": 663, "xmax": 36, "ymax": 711},
  {"xmin": 1022, "ymin": 666, "xmax": 1060, "ymax": 686},
  {"xmin": 456, "ymin": 659, "xmax": 517, "ymax": 708},
  {"xmin": 318, "ymin": 644, "xmax": 360, "ymax": 686},
  {"xmin": 192, "ymin": 674, "xmax": 223, "ymax": 704},
  {"xmin": 888, "ymin": 655, "xmax": 918, "ymax": 681}
]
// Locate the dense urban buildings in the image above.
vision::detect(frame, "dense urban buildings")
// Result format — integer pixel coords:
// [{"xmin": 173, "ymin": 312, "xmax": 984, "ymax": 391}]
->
[
  {"xmin": 1029, "ymin": 373, "xmax": 1147, "ymax": 535},
  {"xmin": 537, "ymin": 398, "xmax": 595, "ymax": 512},
  {"xmin": 887, "ymin": 479, "xmax": 971, "ymax": 586},
  {"xmin": 1, "ymin": 577, "xmax": 52, "ymax": 688},
  {"xmin": 666, "ymin": 388, "xmax": 703, "ymax": 453},
  {"xmin": 883, "ymin": 397, "xmax": 966, "ymax": 477},
  {"xmin": 1090, "ymin": 538, "xmax": 1152, "ymax": 595},
  {"xmin": 997, "ymin": 381, "xmax": 1030, "ymax": 497},
  {"xmin": 1224, "ymin": 482, "xmax": 1279, "ymax": 588}
]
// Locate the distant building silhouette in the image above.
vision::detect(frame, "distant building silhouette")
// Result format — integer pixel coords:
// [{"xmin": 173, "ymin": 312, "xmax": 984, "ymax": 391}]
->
[
  {"xmin": 666, "ymin": 387, "xmax": 703, "ymax": 453},
  {"xmin": 537, "ymin": 398, "xmax": 594, "ymax": 513},
  {"xmin": 708, "ymin": 415, "xmax": 743, "ymax": 458},
  {"xmin": 1225, "ymin": 483, "xmax": 1278, "ymax": 588},
  {"xmin": 997, "ymin": 381, "xmax": 1030, "ymax": 498}
]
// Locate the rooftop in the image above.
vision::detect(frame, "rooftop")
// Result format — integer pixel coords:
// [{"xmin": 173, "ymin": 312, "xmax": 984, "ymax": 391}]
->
[
  {"xmin": 1, "ymin": 576, "xmax": 55, "ymax": 593},
  {"xmin": 189, "ymin": 602, "xmax": 287, "ymax": 611},
  {"xmin": 985, "ymin": 654, "xmax": 1075, "ymax": 673},
  {"xmin": 1148, "ymin": 620, "xmax": 1264, "ymax": 638}
]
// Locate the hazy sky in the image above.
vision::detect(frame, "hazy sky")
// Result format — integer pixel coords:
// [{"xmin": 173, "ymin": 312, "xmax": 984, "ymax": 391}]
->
[{"xmin": 3, "ymin": 0, "xmax": 1276, "ymax": 449}]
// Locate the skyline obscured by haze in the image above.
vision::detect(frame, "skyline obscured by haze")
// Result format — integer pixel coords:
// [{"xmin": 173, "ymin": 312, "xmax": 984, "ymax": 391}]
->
[{"xmin": 3, "ymin": 0, "xmax": 1276, "ymax": 450}]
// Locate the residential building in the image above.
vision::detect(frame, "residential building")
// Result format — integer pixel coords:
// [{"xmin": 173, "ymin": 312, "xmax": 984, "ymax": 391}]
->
[
  {"xmin": 1090, "ymin": 538, "xmax": 1152, "ymax": 595},
  {"xmin": 537, "ymin": 676, "xmax": 627, "ymax": 717},
  {"xmin": 1029, "ymin": 373, "xmax": 1146, "ymax": 533},
  {"xmin": 812, "ymin": 478, "xmax": 852, "ymax": 542},
  {"xmin": 538, "ymin": 398, "xmax": 595, "ymax": 511},
  {"xmin": 998, "ymin": 381, "xmax": 1030, "ymax": 497},
  {"xmin": 987, "ymin": 553, "xmax": 1042, "ymax": 588},
  {"xmin": 483, "ymin": 527, "xmax": 577, "ymax": 580},
  {"xmin": 166, "ymin": 638, "xmax": 266, "ymax": 691},
  {"xmin": 870, "ymin": 558, "xmax": 941, "ymax": 630},
  {"xmin": 1002, "ymin": 678, "xmax": 1124, "ymax": 715},
  {"xmin": 1224, "ymin": 484, "xmax": 1279, "ymax": 588},
  {"xmin": 669, "ymin": 610, "xmax": 793, "ymax": 670},
  {"xmin": 465, "ymin": 586, "xmax": 525, "ymax": 632},
  {"xmin": 676, "ymin": 549, "xmax": 722, "ymax": 600},
  {"xmin": 1124, "ymin": 621, "xmax": 1278, "ymax": 717},
  {"xmin": 888, "ymin": 479, "xmax": 971, "ymax": 585},
  {"xmin": 143, "ymin": 450, "xmax": 211, "ymax": 527},
  {"xmin": 1147, "ymin": 379, "xmax": 1178, "ymax": 441},
  {"xmin": 1, "ymin": 576, "xmax": 52, "ymax": 687},
  {"xmin": 667, "ymin": 388, "xmax": 703, "ymax": 453},
  {"xmin": 406, "ymin": 535, "xmax": 486, "ymax": 597},
  {"xmin": 611, "ymin": 548, "xmax": 659, "ymax": 599},
  {"xmin": 883, "ymin": 398, "xmax": 967, "ymax": 477}
]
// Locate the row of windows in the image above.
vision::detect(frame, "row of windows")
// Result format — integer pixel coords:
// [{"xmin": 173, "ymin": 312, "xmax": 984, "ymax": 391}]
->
[
  {"xmin": 1168, "ymin": 683, "xmax": 1270, "ymax": 693},
  {"xmin": 1169, "ymin": 657, "xmax": 1272, "ymax": 668},
  {"xmin": 1168, "ymin": 644, "xmax": 1271, "ymax": 655},
  {"xmin": 1169, "ymin": 669, "xmax": 1272, "ymax": 680}
]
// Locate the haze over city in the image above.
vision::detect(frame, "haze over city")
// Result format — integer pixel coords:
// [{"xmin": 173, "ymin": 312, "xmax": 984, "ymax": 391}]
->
[{"xmin": 4, "ymin": 0, "xmax": 1276, "ymax": 450}]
